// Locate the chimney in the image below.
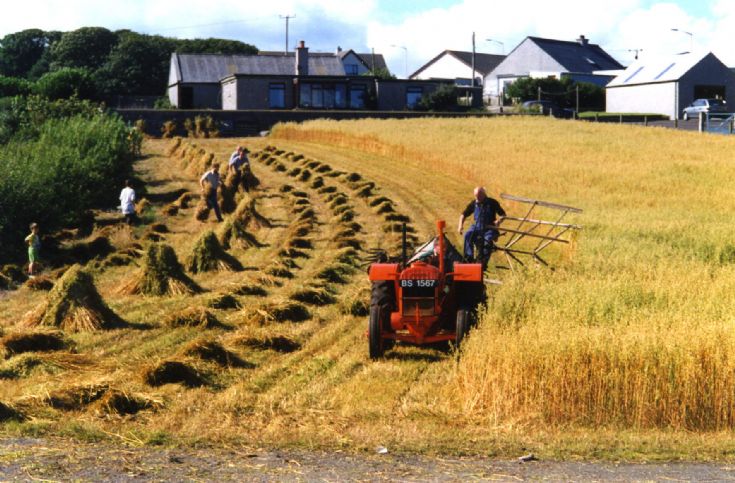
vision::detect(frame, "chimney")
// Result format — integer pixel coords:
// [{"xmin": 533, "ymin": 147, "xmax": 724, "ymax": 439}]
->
[
  {"xmin": 336, "ymin": 46, "xmax": 342, "ymax": 55},
  {"xmin": 577, "ymin": 35, "xmax": 589, "ymax": 46},
  {"xmin": 296, "ymin": 40, "xmax": 309, "ymax": 76}
]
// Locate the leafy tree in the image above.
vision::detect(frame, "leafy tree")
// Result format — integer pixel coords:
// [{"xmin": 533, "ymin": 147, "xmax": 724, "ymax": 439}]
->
[
  {"xmin": 0, "ymin": 76, "xmax": 31, "ymax": 97},
  {"xmin": 95, "ymin": 32, "xmax": 176, "ymax": 97},
  {"xmin": 50, "ymin": 27, "xmax": 118, "ymax": 71},
  {"xmin": 34, "ymin": 68, "xmax": 97, "ymax": 100},
  {"xmin": 362, "ymin": 67, "xmax": 395, "ymax": 80},
  {"xmin": 175, "ymin": 38, "xmax": 257, "ymax": 55},
  {"xmin": 26, "ymin": 32, "xmax": 62, "ymax": 80},
  {"xmin": 0, "ymin": 27, "xmax": 258, "ymax": 99},
  {"xmin": 0, "ymin": 29, "xmax": 58, "ymax": 78}
]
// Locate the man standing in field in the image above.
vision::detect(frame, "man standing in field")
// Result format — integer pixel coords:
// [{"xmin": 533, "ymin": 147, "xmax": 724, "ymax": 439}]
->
[
  {"xmin": 25, "ymin": 222, "xmax": 41, "ymax": 278},
  {"xmin": 200, "ymin": 163, "xmax": 223, "ymax": 222},
  {"xmin": 119, "ymin": 179, "xmax": 136, "ymax": 225},
  {"xmin": 458, "ymin": 186, "xmax": 506, "ymax": 265}
]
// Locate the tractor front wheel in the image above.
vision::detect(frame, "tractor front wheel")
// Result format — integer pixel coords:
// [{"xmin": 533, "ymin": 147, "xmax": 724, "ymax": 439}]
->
[
  {"xmin": 455, "ymin": 308, "xmax": 471, "ymax": 349},
  {"xmin": 369, "ymin": 305, "xmax": 385, "ymax": 359}
]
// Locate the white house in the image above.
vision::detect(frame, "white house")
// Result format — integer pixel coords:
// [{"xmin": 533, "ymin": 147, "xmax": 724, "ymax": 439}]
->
[
  {"xmin": 484, "ymin": 36, "xmax": 622, "ymax": 104},
  {"xmin": 410, "ymin": 50, "xmax": 505, "ymax": 85},
  {"xmin": 606, "ymin": 51, "xmax": 735, "ymax": 119}
]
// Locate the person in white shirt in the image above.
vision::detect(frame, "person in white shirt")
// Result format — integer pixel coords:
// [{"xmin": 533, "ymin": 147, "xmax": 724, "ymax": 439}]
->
[
  {"xmin": 119, "ymin": 179, "xmax": 137, "ymax": 225},
  {"xmin": 199, "ymin": 163, "xmax": 223, "ymax": 222}
]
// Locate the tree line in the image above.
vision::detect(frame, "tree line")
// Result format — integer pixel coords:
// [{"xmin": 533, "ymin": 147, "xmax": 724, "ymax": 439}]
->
[{"xmin": 0, "ymin": 27, "xmax": 257, "ymax": 101}]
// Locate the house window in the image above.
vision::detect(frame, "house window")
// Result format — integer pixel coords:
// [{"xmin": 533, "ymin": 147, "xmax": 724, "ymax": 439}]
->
[
  {"xmin": 269, "ymin": 83, "xmax": 285, "ymax": 108},
  {"xmin": 300, "ymin": 83, "xmax": 349, "ymax": 108},
  {"xmin": 300, "ymin": 84, "xmax": 311, "ymax": 107},
  {"xmin": 335, "ymin": 84, "xmax": 346, "ymax": 108},
  {"xmin": 406, "ymin": 86, "xmax": 423, "ymax": 109},
  {"xmin": 349, "ymin": 85, "xmax": 366, "ymax": 108},
  {"xmin": 311, "ymin": 85, "xmax": 323, "ymax": 108},
  {"xmin": 345, "ymin": 64, "xmax": 359, "ymax": 75}
]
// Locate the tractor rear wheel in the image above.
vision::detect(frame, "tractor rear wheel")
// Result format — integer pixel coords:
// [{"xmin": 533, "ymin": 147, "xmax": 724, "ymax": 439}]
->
[
  {"xmin": 369, "ymin": 305, "xmax": 385, "ymax": 359},
  {"xmin": 455, "ymin": 308, "xmax": 471, "ymax": 348}
]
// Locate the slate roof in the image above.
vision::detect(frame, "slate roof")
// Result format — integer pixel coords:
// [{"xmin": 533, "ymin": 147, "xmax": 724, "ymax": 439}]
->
[
  {"xmin": 410, "ymin": 50, "xmax": 505, "ymax": 78},
  {"xmin": 172, "ymin": 53, "xmax": 346, "ymax": 84},
  {"xmin": 527, "ymin": 36, "xmax": 623, "ymax": 72},
  {"xmin": 606, "ymin": 51, "xmax": 730, "ymax": 87},
  {"xmin": 339, "ymin": 50, "xmax": 389, "ymax": 71}
]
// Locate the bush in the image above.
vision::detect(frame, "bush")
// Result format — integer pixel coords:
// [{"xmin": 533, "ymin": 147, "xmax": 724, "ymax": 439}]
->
[
  {"xmin": 0, "ymin": 95, "xmax": 104, "ymax": 143},
  {"xmin": 0, "ymin": 76, "xmax": 31, "ymax": 97},
  {"xmin": 33, "ymin": 67, "xmax": 97, "ymax": 100},
  {"xmin": 0, "ymin": 113, "xmax": 136, "ymax": 262},
  {"xmin": 154, "ymin": 97, "xmax": 173, "ymax": 109},
  {"xmin": 417, "ymin": 84, "xmax": 458, "ymax": 111}
]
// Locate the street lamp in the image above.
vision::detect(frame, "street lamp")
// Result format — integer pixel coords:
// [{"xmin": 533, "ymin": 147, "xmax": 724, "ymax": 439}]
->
[
  {"xmin": 485, "ymin": 38, "xmax": 505, "ymax": 54},
  {"xmin": 671, "ymin": 28, "xmax": 693, "ymax": 52},
  {"xmin": 391, "ymin": 44, "xmax": 408, "ymax": 78}
]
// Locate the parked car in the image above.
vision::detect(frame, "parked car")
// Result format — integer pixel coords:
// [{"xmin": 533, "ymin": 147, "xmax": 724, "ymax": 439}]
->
[
  {"xmin": 682, "ymin": 98, "xmax": 728, "ymax": 120},
  {"xmin": 521, "ymin": 100, "xmax": 574, "ymax": 118}
]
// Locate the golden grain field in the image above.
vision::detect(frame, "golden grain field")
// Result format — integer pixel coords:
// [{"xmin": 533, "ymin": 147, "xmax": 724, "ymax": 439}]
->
[{"xmin": 271, "ymin": 117, "xmax": 735, "ymax": 432}]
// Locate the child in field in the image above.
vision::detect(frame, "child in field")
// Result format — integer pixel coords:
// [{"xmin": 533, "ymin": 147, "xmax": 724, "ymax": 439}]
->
[{"xmin": 25, "ymin": 222, "xmax": 41, "ymax": 278}]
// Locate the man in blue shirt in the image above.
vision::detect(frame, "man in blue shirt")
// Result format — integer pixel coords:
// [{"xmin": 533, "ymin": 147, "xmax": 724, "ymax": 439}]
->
[
  {"xmin": 458, "ymin": 187, "xmax": 506, "ymax": 264},
  {"xmin": 228, "ymin": 146, "xmax": 249, "ymax": 174}
]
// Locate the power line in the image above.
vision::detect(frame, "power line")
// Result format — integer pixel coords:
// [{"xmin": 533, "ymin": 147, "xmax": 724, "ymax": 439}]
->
[{"xmin": 153, "ymin": 16, "xmax": 274, "ymax": 32}]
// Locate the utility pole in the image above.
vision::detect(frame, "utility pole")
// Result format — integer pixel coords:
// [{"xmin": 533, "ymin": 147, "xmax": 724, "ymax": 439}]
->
[
  {"xmin": 279, "ymin": 14, "xmax": 294, "ymax": 55},
  {"xmin": 627, "ymin": 48, "xmax": 643, "ymax": 60},
  {"xmin": 537, "ymin": 86, "xmax": 541, "ymax": 102},
  {"xmin": 471, "ymin": 31, "xmax": 476, "ymax": 87},
  {"xmin": 576, "ymin": 84, "xmax": 579, "ymax": 114}
]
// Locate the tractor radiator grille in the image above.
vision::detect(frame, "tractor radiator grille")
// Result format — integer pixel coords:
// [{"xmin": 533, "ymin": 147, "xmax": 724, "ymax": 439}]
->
[{"xmin": 402, "ymin": 298, "xmax": 435, "ymax": 316}]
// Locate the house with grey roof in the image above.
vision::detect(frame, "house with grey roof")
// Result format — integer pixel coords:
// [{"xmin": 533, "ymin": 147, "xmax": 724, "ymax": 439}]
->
[
  {"xmin": 606, "ymin": 51, "xmax": 735, "ymax": 119},
  {"xmin": 410, "ymin": 50, "xmax": 505, "ymax": 86},
  {"xmin": 225, "ymin": 42, "xmax": 457, "ymax": 110},
  {"xmin": 169, "ymin": 41, "xmax": 458, "ymax": 111},
  {"xmin": 484, "ymin": 35, "xmax": 623, "ymax": 104},
  {"xmin": 167, "ymin": 44, "xmax": 390, "ymax": 109}
]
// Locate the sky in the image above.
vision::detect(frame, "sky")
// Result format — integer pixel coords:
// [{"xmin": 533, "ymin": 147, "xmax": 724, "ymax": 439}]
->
[{"xmin": 1, "ymin": 0, "xmax": 733, "ymax": 77}]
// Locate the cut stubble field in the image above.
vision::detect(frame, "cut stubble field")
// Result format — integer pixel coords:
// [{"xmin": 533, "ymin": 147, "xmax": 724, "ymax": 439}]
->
[{"xmin": 2, "ymin": 116, "xmax": 735, "ymax": 460}]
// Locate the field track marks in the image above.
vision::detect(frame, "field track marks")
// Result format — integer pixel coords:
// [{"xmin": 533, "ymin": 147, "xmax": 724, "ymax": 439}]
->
[
  {"xmin": 229, "ymin": 145, "xmax": 452, "ymax": 418},
  {"xmin": 262, "ymin": 141, "xmax": 471, "ymax": 245}
]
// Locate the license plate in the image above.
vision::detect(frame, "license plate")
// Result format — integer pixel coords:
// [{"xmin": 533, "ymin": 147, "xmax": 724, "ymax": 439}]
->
[{"xmin": 400, "ymin": 279, "xmax": 437, "ymax": 297}]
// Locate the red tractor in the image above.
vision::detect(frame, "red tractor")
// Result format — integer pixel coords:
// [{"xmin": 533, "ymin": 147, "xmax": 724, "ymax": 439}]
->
[
  {"xmin": 366, "ymin": 194, "xmax": 582, "ymax": 359},
  {"xmin": 367, "ymin": 220, "xmax": 484, "ymax": 358}
]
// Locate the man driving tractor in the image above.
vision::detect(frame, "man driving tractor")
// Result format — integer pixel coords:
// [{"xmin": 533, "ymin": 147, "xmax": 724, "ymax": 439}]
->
[{"xmin": 458, "ymin": 186, "xmax": 506, "ymax": 267}]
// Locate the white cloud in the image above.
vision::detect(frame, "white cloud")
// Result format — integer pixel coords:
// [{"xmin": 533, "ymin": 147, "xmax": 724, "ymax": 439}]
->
[
  {"xmin": 367, "ymin": 0, "xmax": 642, "ymax": 76},
  {"xmin": 367, "ymin": 0, "xmax": 735, "ymax": 76}
]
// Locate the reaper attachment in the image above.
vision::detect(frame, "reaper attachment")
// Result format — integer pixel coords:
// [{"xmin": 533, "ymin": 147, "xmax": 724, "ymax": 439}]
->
[{"xmin": 494, "ymin": 193, "xmax": 582, "ymax": 271}]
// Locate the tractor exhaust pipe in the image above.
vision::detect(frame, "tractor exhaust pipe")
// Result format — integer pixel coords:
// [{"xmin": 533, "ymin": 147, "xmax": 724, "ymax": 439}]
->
[
  {"xmin": 437, "ymin": 220, "xmax": 446, "ymax": 275},
  {"xmin": 401, "ymin": 222, "xmax": 407, "ymax": 267}
]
